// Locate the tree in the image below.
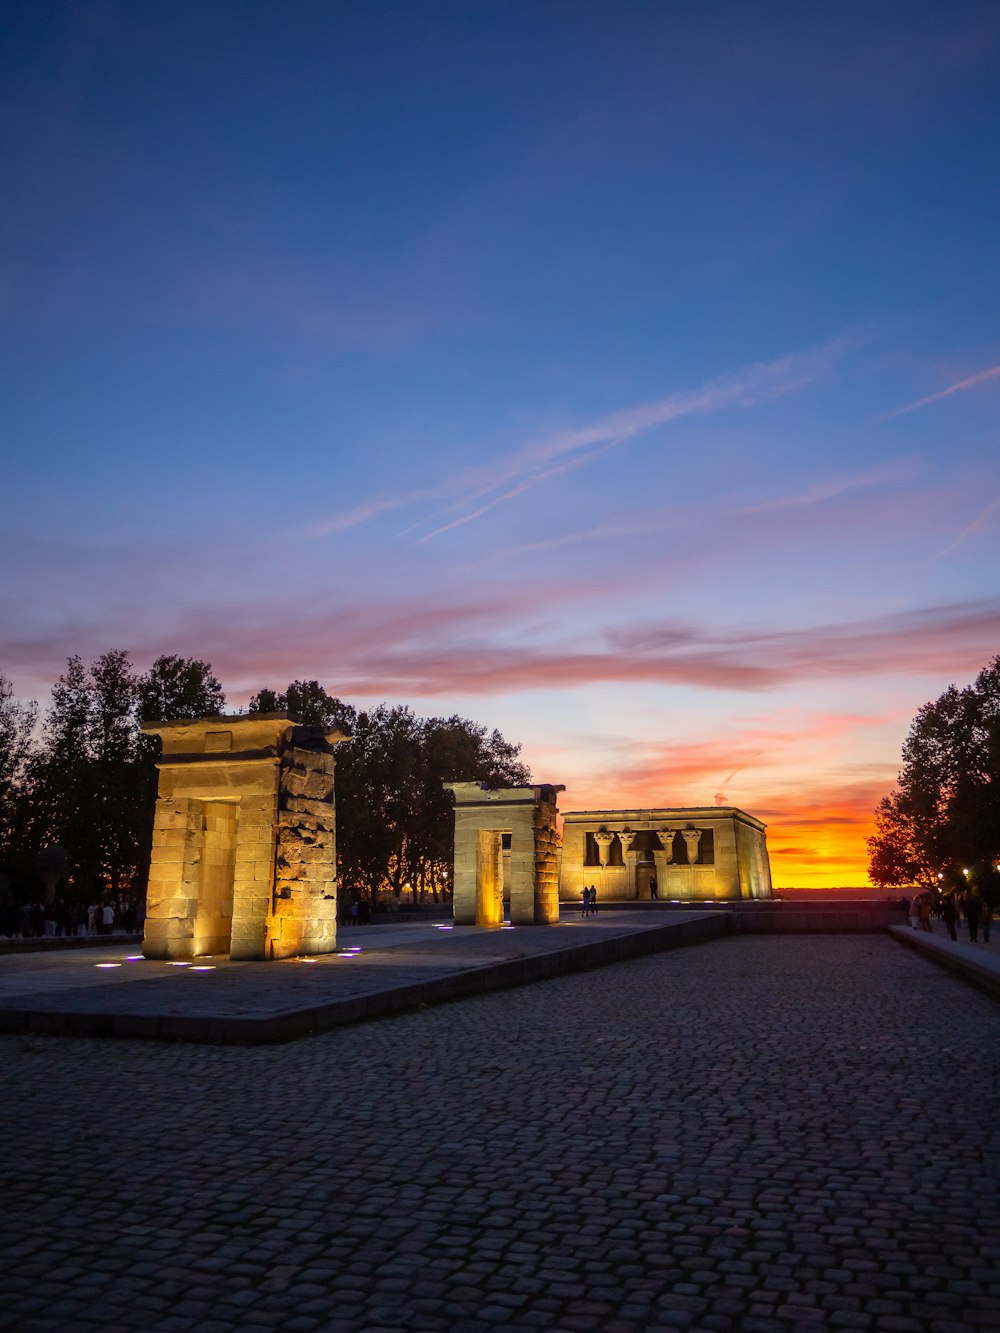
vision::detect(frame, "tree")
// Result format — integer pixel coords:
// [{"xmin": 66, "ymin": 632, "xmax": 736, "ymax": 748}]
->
[
  {"xmin": 868, "ymin": 656, "xmax": 1000, "ymax": 891},
  {"xmin": 0, "ymin": 673, "xmax": 36, "ymax": 863},
  {"xmin": 248, "ymin": 679, "xmax": 352, "ymax": 731},
  {"xmin": 137, "ymin": 655, "xmax": 226, "ymax": 724},
  {"xmin": 30, "ymin": 652, "xmax": 151, "ymax": 898}
]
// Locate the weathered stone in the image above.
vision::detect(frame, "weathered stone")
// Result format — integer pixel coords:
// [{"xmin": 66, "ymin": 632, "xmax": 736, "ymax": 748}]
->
[{"xmin": 142, "ymin": 714, "xmax": 348, "ymax": 961}]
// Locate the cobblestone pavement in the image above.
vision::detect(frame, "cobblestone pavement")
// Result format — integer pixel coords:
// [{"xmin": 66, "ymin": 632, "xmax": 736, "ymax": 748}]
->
[{"xmin": 1, "ymin": 934, "xmax": 998, "ymax": 1333}]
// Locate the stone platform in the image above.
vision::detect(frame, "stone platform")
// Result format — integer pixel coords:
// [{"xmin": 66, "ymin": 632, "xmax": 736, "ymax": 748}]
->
[{"xmin": 0, "ymin": 911, "xmax": 727, "ymax": 1045}]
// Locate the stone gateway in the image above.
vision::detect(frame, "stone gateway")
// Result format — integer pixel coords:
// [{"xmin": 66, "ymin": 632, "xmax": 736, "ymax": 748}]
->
[
  {"xmin": 141, "ymin": 714, "xmax": 349, "ymax": 961},
  {"xmin": 446, "ymin": 783, "xmax": 564, "ymax": 926}
]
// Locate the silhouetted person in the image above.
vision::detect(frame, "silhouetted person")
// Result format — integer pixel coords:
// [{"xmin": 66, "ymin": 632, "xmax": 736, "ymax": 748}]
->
[
  {"xmin": 649, "ymin": 875, "xmax": 658, "ymax": 900},
  {"xmin": 965, "ymin": 895, "xmax": 982, "ymax": 943},
  {"xmin": 941, "ymin": 897, "xmax": 958, "ymax": 941},
  {"xmin": 589, "ymin": 884, "xmax": 598, "ymax": 916}
]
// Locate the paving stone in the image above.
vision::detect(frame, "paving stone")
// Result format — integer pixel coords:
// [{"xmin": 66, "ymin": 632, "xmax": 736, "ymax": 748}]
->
[{"xmin": 0, "ymin": 935, "xmax": 998, "ymax": 1333}]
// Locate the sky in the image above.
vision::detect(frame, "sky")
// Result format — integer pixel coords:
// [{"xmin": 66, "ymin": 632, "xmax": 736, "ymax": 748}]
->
[{"xmin": 2, "ymin": 1, "xmax": 999, "ymax": 888}]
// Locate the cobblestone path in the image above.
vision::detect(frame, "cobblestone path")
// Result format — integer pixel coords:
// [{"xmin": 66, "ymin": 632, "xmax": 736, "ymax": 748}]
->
[{"xmin": 1, "ymin": 935, "xmax": 998, "ymax": 1333}]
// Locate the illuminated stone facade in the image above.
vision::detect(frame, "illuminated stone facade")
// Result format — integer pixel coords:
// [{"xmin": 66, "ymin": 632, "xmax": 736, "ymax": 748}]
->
[
  {"xmin": 560, "ymin": 806, "xmax": 773, "ymax": 903},
  {"xmin": 142, "ymin": 714, "xmax": 348, "ymax": 960},
  {"xmin": 447, "ymin": 783, "xmax": 564, "ymax": 926}
]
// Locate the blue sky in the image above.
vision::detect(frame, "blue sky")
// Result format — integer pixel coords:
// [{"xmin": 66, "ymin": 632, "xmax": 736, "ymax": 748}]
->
[{"xmin": 2, "ymin": 1, "xmax": 999, "ymax": 883}]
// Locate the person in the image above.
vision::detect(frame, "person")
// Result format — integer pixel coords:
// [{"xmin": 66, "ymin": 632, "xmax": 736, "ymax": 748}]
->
[
  {"xmin": 917, "ymin": 897, "xmax": 932, "ymax": 932},
  {"xmin": 941, "ymin": 897, "xmax": 958, "ymax": 941},
  {"xmin": 349, "ymin": 899, "xmax": 359, "ymax": 927},
  {"xmin": 102, "ymin": 901, "xmax": 115, "ymax": 936},
  {"xmin": 965, "ymin": 894, "xmax": 982, "ymax": 943},
  {"xmin": 589, "ymin": 884, "xmax": 598, "ymax": 916},
  {"xmin": 649, "ymin": 874, "xmax": 658, "ymax": 900},
  {"xmin": 580, "ymin": 886, "xmax": 590, "ymax": 917},
  {"xmin": 981, "ymin": 899, "xmax": 993, "ymax": 944}
]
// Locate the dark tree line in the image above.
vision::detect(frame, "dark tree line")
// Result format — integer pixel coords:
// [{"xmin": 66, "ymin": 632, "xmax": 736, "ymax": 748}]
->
[
  {"xmin": 0, "ymin": 653, "xmax": 225, "ymax": 918},
  {"xmin": 868, "ymin": 655, "xmax": 1000, "ymax": 901},
  {"xmin": 0, "ymin": 659, "xmax": 530, "ymax": 918}
]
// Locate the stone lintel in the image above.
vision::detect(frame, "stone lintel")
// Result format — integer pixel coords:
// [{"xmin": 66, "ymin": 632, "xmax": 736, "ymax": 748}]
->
[{"xmin": 561, "ymin": 805, "xmax": 767, "ymax": 832}]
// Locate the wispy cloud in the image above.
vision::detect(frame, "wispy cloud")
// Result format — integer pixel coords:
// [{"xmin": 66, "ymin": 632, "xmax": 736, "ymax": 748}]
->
[
  {"xmin": 312, "ymin": 335, "xmax": 853, "ymax": 541},
  {"xmin": 881, "ymin": 364, "xmax": 1000, "ymax": 419},
  {"xmin": 471, "ymin": 457, "xmax": 918, "ymax": 565}
]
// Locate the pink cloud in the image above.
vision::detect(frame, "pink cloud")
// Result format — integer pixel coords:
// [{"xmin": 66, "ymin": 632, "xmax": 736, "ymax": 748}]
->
[{"xmin": 8, "ymin": 593, "xmax": 999, "ymax": 707}]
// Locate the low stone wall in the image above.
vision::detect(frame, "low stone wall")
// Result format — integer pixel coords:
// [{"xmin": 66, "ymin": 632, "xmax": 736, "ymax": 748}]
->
[{"xmin": 731, "ymin": 901, "xmax": 907, "ymax": 933}]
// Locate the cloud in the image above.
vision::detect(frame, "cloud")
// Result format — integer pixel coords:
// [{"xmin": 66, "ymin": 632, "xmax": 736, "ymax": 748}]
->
[
  {"xmin": 881, "ymin": 364, "xmax": 1000, "ymax": 419},
  {"xmin": 312, "ymin": 335, "xmax": 853, "ymax": 541},
  {"xmin": 470, "ymin": 456, "xmax": 919, "ymax": 565}
]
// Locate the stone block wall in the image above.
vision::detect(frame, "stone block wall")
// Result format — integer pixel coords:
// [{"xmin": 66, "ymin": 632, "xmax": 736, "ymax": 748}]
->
[{"xmin": 269, "ymin": 740, "xmax": 338, "ymax": 959}]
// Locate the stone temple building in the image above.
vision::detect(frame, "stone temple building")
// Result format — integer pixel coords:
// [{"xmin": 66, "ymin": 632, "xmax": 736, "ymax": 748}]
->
[{"xmin": 559, "ymin": 806, "xmax": 772, "ymax": 904}]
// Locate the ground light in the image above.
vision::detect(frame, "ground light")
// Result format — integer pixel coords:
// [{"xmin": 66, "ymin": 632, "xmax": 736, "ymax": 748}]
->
[{"xmin": 94, "ymin": 963, "xmax": 121, "ymax": 969}]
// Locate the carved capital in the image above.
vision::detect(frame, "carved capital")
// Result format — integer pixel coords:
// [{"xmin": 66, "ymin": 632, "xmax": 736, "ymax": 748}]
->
[
  {"xmin": 594, "ymin": 827, "xmax": 615, "ymax": 866},
  {"xmin": 682, "ymin": 828, "xmax": 702, "ymax": 864},
  {"xmin": 618, "ymin": 827, "xmax": 637, "ymax": 854},
  {"xmin": 658, "ymin": 829, "xmax": 675, "ymax": 863}
]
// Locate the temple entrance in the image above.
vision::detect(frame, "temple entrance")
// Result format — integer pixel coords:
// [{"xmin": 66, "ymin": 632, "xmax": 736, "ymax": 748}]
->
[
  {"xmin": 193, "ymin": 801, "xmax": 238, "ymax": 956},
  {"xmin": 475, "ymin": 827, "xmax": 508, "ymax": 926}
]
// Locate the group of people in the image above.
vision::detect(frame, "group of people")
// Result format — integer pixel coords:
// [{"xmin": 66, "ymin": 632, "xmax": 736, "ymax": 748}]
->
[
  {"xmin": 0, "ymin": 895, "xmax": 144, "ymax": 940},
  {"xmin": 580, "ymin": 884, "xmax": 599, "ymax": 917},
  {"xmin": 909, "ymin": 893, "xmax": 993, "ymax": 943}
]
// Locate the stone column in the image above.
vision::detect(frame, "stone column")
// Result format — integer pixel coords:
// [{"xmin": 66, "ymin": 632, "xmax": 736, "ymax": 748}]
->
[
  {"xmin": 143, "ymin": 797, "xmax": 204, "ymax": 959},
  {"xmin": 594, "ymin": 828, "xmax": 614, "ymax": 867},
  {"xmin": 269, "ymin": 737, "xmax": 339, "ymax": 960},
  {"xmin": 682, "ymin": 828, "xmax": 702, "ymax": 866},
  {"xmin": 618, "ymin": 829, "xmax": 637, "ymax": 898},
  {"xmin": 531, "ymin": 795, "xmax": 561, "ymax": 924}
]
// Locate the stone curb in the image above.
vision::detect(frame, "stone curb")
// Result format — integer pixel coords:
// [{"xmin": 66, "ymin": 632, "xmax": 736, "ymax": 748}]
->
[
  {"xmin": 888, "ymin": 923, "xmax": 1000, "ymax": 999},
  {"xmin": 0, "ymin": 933, "xmax": 144, "ymax": 955}
]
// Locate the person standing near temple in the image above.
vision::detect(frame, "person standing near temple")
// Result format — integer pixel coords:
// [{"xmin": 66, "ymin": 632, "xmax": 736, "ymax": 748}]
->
[
  {"xmin": 965, "ymin": 893, "xmax": 982, "ymax": 943},
  {"xmin": 941, "ymin": 896, "xmax": 958, "ymax": 941}
]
